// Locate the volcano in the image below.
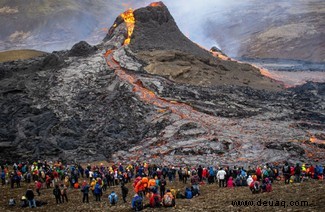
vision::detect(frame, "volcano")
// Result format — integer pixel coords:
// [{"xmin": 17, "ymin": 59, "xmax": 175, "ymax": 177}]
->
[{"xmin": 0, "ymin": 2, "xmax": 324, "ymax": 166}]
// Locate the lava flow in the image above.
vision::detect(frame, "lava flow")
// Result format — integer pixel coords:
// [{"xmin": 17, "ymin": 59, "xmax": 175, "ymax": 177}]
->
[
  {"xmin": 310, "ymin": 136, "xmax": 325, "ymax": 145},
  {"xmin": 105, "ymin": 51, "xmax": 220, "ymax": 134},
  {"xmin": 120, "ymin": 9, "xmax": 135, "ymax": 45}
]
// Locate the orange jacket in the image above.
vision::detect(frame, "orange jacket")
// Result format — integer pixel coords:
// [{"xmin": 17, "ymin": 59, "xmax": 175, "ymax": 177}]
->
[
  {"xmin": 142, "ymin": 177, "xmax": 149, "ymax": 188},
  {"xmin": 135, "ymin": 180, "xmax": 145, "ymax": 193},
  {"xmin": 148, "ymin": 179, "xmax": 156, "ymax": 187}
]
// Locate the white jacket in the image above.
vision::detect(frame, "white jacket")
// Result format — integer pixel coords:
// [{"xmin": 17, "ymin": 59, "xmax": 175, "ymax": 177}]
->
[
  {"xmin": 217, "ymin": 170, "xmax": 226, "ymax": 180},
  {"xmin": 247, "ymin": 176, "xmax": 253, "ymax": 186}
]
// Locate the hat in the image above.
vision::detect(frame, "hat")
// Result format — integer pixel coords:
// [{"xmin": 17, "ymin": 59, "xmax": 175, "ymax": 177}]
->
[{"xmin": 166, "ymin": 189, "xmax": 170, "ymax": 192}]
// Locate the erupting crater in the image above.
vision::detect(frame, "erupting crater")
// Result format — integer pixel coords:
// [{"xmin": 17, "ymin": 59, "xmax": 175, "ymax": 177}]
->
[{"xmin": 100, "ymin": 2, "xmax": 325, "ymax": 165}]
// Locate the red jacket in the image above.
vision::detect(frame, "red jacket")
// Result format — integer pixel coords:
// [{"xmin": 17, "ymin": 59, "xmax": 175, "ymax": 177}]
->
[
  {"xmin": 36, "ymin": 181, "xmax": 42, "ymax": 189},
  {"xmin": 149, "ymin": 194, "xmax": 161, "ymax": 207}
]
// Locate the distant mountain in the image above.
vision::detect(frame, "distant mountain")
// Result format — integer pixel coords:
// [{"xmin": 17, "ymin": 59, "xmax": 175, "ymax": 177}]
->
[
  {"xmin": 0, "ymin": 0, "xmax": 124, "ymax": 51},
  {"xmin": 0, "ymin": 0, "xmax": 324, "ymax": 62},
  {"xmin": 201, "ymin": 0, "xmax": 325, "ymax": 62}
]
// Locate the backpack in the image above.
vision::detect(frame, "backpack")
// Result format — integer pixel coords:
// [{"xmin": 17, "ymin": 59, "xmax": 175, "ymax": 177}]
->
[
  {"xmin": 263, "ymin": 170, "xmax": 269, "ymax": 177},
  {"xmin": 134, "ymin": 197, "xmax": 143, "ymax": 211},
  {"xmin": 153, "ymin": 195, "xmax": 161, "ymax": 207},
  {"xmin": 163, "ymin": 194, "xmax": 173, "ymax": 206},
  {"xmin": 185, "ymin": 189, "xmax": 192, "ymax": 199}
]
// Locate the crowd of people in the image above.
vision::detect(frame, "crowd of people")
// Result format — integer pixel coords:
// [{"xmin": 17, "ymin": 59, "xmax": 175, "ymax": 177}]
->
[{"xmin": 1, "ymin": 160, "xmax": 324, "ymax": 210}]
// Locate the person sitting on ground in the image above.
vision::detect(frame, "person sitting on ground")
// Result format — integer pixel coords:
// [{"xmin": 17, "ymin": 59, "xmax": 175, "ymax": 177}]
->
[
  {"xmin": 149, "ymin": 191, "xmax": 162, "ymax": 208},
  {"xmin": 185, "ymin": 187, "xmax": 193, "ymax": 199},
  {"xmin": 261, "ymin": 178, "xmax": 272, "ymax": 192},
  {"xmin": 8, "ymin": 198, "xmax": 16, "ymax": 206},
  {"xmin": 227, "ymin": 177, "xmax": 235, "ymax": 188},
  {"xmin": 163, "ymin": 189, "xmax": 175, "ymax": 207},
  {"xmin": 131, "ymin": 194, "xmax": 143, "ymax": 211},
  {"xmin": 109, "ymin": 191, "xmax": 118, "ymax": 205},
  {"xmin": 176, "ymin": 189, "xmax": 185, "ymax": 199},
  {"xmin": 235, "ymin": 175, "xmax": 242, "ymax": 186},
  {"xmin": 250, "ymin": 181, "xmax": 261, "ymax": 194},
  {"xmin": 20, "ymin": 196, "xmax": 29, "ymax": 208}
]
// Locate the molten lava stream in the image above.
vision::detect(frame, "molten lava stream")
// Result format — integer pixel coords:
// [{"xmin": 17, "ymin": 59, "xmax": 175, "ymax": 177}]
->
[
  {"xmin": 120, "ymin": 9, "xmax": 135, "ymax": 45},
  {"xmin": 105, "ymin": 51, "xmax": 220, "ymax": 132}
]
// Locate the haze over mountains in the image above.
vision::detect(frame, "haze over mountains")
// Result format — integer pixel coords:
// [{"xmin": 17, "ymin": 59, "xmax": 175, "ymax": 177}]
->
[{"xmin": 1, "ymin": 0, "xmax": 324, "ymax": 62}]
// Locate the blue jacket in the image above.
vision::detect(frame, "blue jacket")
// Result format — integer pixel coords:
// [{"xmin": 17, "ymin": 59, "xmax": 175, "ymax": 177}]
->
[
  {"xmin": 109, "ymin": 192, "xmax": 118, "ymax": 204},
  {"xmin": 131, "ymin": 195, "xmax": 143, "ymax": 208},
  {"xmin": 94, "ymin": 183, "xmax": 102, "ymax": 194}
]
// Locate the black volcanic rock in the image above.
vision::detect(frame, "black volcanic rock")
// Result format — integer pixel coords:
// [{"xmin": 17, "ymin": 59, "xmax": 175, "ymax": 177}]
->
[
  {"xmin": 69, "ymin": 41, "xmax": 97, "ymax": 57},
  {"xmin": 130, "ymin": 2, "xmax": 212, "ymax": 59}
]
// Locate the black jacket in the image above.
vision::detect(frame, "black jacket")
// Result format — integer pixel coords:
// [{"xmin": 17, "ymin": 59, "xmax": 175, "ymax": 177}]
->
[{"xmin": 25, "ymin": 189, "xmax": 34, "ymax": 200}]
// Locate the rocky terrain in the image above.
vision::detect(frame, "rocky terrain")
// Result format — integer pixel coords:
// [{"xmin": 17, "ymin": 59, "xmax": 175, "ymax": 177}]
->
[{"xmin": 0, "ymin": 2, "xmax": 324, "ymax": 166}]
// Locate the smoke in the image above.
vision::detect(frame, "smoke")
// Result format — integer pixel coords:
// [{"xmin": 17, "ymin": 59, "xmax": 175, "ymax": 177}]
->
[{"xmin": 134, "ymin": 0, "xmax": 245, "ymax": 50}]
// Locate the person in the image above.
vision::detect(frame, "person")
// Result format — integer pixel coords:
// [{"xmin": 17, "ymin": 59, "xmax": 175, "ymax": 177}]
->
[
  {"xmin": 283, "ymin": 162, "xmax": 291, "ymax": 184},
  {"xmin": 81, "ymin": 181, "xmax": 90, "ymax": 203},
  {"xmin": 53, "ymin": 184, "xmax": 62, "ymax": 204},
  {"xmin": 149, "ymin": 192, "xmax": 161, "ymax": 208},
  {"xmin": 250, "ymin": 181, "xmax": 261, "ymax": 194},
  {"xmin": 121, "ymin": 183, "xmax": 129, "ymax": 203},
  {"xmin": 94, "ymin": 182, "xmax": 102, "ymax": 201},
  {"xmin": 160, "ymin": 177, "xmax": 166, "ymax": 197},
  {"xmin": 35, "ymin": 180, "xmax": 42, "ymax": 196},
  {"xmin": 197, "ymin": 165, "xmax": 203, "ymax": 182},
  {"xmin": 20, "ymin": 196, "xmax": 29, "ymax": 208},
  {"xmin": 227, "ymin": 177, "xmax": 234, "ymax": 188},
  {"xmin": 175, "ymin": 189, "xmax": 184, "ymax": 199},
  {"xmin": 61, "ymin": 184, "xmax": 68, "ymax": 203},
  {"xmin": 25, "ymin": 186, "xmax": 37, "ymax": 208},
  {"xmin": 261, "ymin": 178, "xmax": 272, "ymax": 192},
  {"xmin": 246, "ymin": 175, "xmax": 254, "ymax": 187},
  {"xmin": 185, "ymin": 187, "xmax": 193, "ymax": 199},
  {"xmin": 163, "ymin": 189, "xmax": 175, "ymax": 207},
  {"xmin": 190, "ymin": 171, "xmax": 200, "ymax": 195},
  {"xmin": 8, "ymin": 198, "xmax": 16, "ymax": 206},
  {"xmin": 217, "ymin": 168, "xmax": 227, "ymax": 187},
  {"xmin": 294, "ymin": 163, "xmax": 301, "ymax": 183},
  {"xmin": 108, "ymin": 191, "xmax": 118, "ymax": 205},
  {"xmin": 131, "ymin": 194, "xmax": 143, "ymax": 211},
  {"xmin": 208, "ymin": 167, "xmax": 215, "ymax": 184}
]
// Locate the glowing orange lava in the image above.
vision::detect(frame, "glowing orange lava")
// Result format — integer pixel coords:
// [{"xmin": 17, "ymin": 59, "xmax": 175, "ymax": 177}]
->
[
  {"xmin": 120, "ymin": 9, "xmax": 135, "ymax": 45},
  {"xmin": 149, "ymin": 2, "xmax": 163, "ymax": 7},
  {"xmin": 210, "ymin": 51, "xmax": 231, "ymax": 61},
  {"xmin": 310, "ymin": 136, "xmax": 325, "ymax": 145}
]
